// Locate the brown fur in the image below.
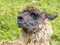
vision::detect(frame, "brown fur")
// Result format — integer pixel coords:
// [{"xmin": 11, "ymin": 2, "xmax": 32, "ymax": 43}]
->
[{"xmin": 20, "ymin": 19, "xmax": 53, "ymax": 45}]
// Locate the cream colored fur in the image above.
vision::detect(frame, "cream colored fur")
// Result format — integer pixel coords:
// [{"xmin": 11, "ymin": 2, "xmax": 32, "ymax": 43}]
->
[{"xmin": 20, "ymin": 19, "xmax": 53, "ymax": 45}]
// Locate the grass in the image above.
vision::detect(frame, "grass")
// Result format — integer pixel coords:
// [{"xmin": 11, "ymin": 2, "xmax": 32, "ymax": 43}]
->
[{"xmin": 0, "ymin": 0, "xmax": 60, "ymax": 45}]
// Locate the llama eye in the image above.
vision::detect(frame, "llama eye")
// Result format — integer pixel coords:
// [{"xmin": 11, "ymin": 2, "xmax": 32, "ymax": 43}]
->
[{"xmin": 30, "ymin": 13, "xmax": 39, "ymax": 20}]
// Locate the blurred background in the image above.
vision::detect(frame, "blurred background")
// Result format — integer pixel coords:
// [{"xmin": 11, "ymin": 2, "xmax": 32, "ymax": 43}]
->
[{"xmin": 0, "ymin": 0, "xmax": 60, "ymax": 45}]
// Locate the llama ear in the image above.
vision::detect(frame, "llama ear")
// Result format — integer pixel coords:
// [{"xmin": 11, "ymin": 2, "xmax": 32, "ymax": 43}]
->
[{"xmin": 46, "ymin": 14, "xmax": 57, "ymax": 20}]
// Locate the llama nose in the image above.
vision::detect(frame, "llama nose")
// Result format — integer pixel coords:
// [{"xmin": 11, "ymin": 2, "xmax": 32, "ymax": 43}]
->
[{"xmin": 17, "ymin": 21, "xmax": 23, "ymax": 28}]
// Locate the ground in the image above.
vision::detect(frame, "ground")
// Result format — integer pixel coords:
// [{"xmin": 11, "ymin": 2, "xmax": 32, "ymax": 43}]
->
[{"xmin": 0, "ymin": 0, "xmax": 60, "ymax": 45}]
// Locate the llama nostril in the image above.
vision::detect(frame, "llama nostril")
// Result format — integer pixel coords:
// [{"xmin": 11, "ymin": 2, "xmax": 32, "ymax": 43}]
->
[{"xmin": 18, "ymin": 16, "xmax": 23, "ymax": 20}]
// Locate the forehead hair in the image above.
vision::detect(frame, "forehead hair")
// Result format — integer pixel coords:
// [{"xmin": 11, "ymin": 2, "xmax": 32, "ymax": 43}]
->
[{"xmin": 21, "ymin": 6, "xmax": 43, "ymax": 15}]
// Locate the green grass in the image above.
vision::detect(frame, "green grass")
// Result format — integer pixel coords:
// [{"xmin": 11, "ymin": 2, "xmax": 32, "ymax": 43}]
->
[{"xmin": 0, "ymin": 0, "xmax": 60, "ymax": 45}]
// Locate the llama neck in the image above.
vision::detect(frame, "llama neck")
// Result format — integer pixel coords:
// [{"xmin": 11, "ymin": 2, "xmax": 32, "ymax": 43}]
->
[{"xmin": 20, "ymin": 19, "xmax": 53, "ymax": 45}]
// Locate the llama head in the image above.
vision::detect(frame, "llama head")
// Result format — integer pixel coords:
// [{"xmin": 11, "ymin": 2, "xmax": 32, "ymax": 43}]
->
[{"xmin": 17, "ymin": 6, "xmax": 57, "ymax": 34}]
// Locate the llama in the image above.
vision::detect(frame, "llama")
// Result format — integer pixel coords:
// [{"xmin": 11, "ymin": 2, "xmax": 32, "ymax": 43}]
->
[{"xmin": 17, "ymin": 6, "xmax": 57, "ymax": 45}]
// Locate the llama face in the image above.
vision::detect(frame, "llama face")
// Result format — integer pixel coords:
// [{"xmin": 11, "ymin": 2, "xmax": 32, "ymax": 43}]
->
[
  {"xmin": 17, "ymin": 12, "xmax": 41, "ymax": 33},
  {"xmin": 17, "ymin": 7, "xmax": 57, "ymax": 34}
]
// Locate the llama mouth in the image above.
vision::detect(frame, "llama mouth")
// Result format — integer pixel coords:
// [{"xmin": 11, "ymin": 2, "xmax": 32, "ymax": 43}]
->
[{"xmin": 22, "ymin": 25, "xmax": 39, "ymax": 34}]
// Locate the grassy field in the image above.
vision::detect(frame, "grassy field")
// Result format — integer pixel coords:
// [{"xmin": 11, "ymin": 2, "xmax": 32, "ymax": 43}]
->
[{"xmin": 0, "ymin": 0, "xmax": 60, "ymax": 45}]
